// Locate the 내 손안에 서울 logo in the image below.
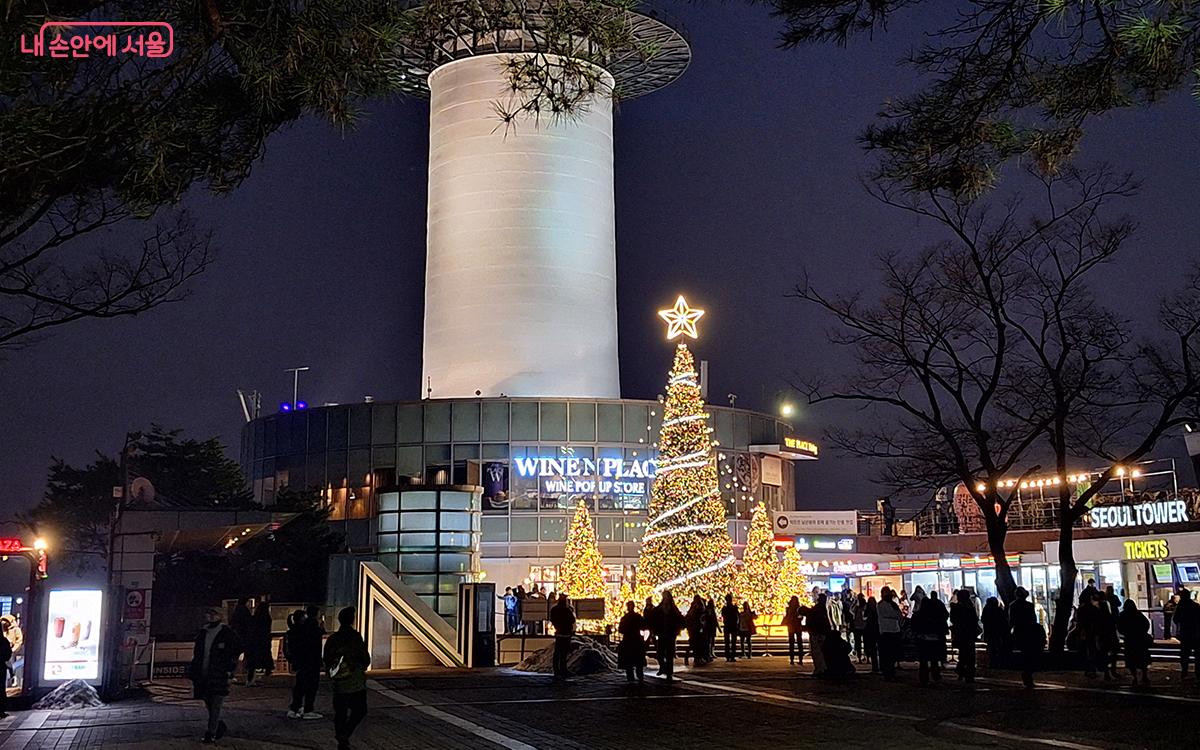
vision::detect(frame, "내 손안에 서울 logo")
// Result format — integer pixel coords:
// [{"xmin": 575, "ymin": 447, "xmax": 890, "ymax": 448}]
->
[{"xmin": 19, "ymin": 21, "xmax": 174, "ymax": 58}]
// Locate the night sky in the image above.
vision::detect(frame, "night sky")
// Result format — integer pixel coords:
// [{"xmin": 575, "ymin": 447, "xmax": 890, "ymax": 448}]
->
[{"xmin": 3, "ymin": 3, "xmax": 1198, "ymax": 516}]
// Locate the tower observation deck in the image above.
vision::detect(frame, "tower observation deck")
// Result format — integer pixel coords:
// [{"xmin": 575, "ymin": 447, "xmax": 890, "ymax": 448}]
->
[{"xmin": 397, "ymin": 1, "xmax": 691, "ymax": 400}]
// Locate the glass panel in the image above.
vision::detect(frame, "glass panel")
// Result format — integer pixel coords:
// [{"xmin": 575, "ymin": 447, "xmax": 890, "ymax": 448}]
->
[
  {"xmin": 327, "ymin": 407, "xmax": 349, "ymax": 448},
  {"xmin": 372, "ymin": 446, "xmax": 396, "ymax": 468},
  {"xmin": 378, "ymin": 534, "xmax": 398, "ymax": 552},
  {"xmin": 452, "ymin": 401, "xmax": 481, "ymax": 442},
  {"xmin": 510, "ymin": 517, "xmax": 538, "ymax": 541},
  {"xmin": 349, "ymin": 449, "xmax": 370, "ymax": 486},
  {"xmin": 482, "ymin": 517, "xmax": 508, "ymax": 542},
  {"xmin": 440, "ymin": 512, "xmax": 472, "ymax": 531},
  {"xmin": 594, "ymin": 516, "xmax": 612, "ymax": 542},
  {"xmin": 371, "ymin": 404, "xmax": 397, "ymax": 445},
  {"xmin": 440, "ymin": 532, "xmax": 475, "ymax": 548},
  {"xmin": 713, "ymin": 409, "xmax": 733, "ymax": 451},
  {"xmin": 401, "ymin": 491, "xmax": 438, "ymax": 510},
  {"xmin": 540, "ymin": 402, "xmax": 567, "ymax": 442},
  {"xmin": 511, "ymin": 402, "xmax": 539, "ymax": 440},
  {"xmin": 624, "ymin": 519, "xmax": 645, "ymax": 543},
  {"xmin": 400, "ymin": 512, "xmax": 437, "ymax": 531},
  {"xmin": 424, "ymin": 402, "xmax": 451, "ymax": 442},
  {"xmin": 437, "ymin": 597, "xmax": 458, "ymax": 616},
  {"xmin": 379, "ymin": 553, "xmax": 399, "ymax": 572},
  {"xmin": 399, "ymin": 574, "xmax": 438, "ymax": 593},
  {"xmin": 264, "ymin": 417, "xmax": 277, "ymax": 457},
  {"xmin": 597, "ymin": 403, "xmax": 623, "ymax": 442},
  {"xmin": 398, "ymin": 403, "xmax": 423, "ymax": 443},
  {"xmin": 397, "ymin": 446, "xmax": 423, "ymax": 479},
  {"xmin": 482, "ymin": 443, "xmax": 509, "ymax": 460},
  {"xmin": 398, "ymin": 554, "xmax": 439, "ymax": 573},
  {"xmin": 349, "ymin": 404, "xmax": 371, "ymax": 446},
  {"xmin": 539, "ymin": 516, "xmax": 566, "ymax": 542},
  {"xmin": 441, "ymin": 553, "xmax": 473, "ymax": 573},
  {"xmin": 453, "ymin": 444, "xmax": 480, "ymax": 460},
  {"xmin": 751, "ymin": 416, "xmax": 774, "ymax": 445},
  {"xmin": 481, "ymin": 402, "xmax": 509, "ymax": 441},
  {"xmin": 399, "ymin": 533, "xmax": 438, "ymax": 548},
  {"xmin": 624, "ymin": 404, "xmax": 649, "ymax": 446},
  {"xmin": 734, "ymin": 414, "xmax": 751, "ymax": 449},
  {"xmin": 441, "ymin": 491, "xmax": 475, "ymax": 511},
  {"xmin": 378, "ymin": 492, "xmax": 399, "ymax": 512},
  {"xmin": 307, "ymin": 410, "xmax": 327, "ymax": 452},
  {"xmin": 568, "ymin": 402, "xmax": 596, "ymax": 442},
  {"xmin": 378, "ymin": 514, "xmax": 399, "ymax": 532},
  {"xmin": 610, "ymin": 518, "xmax": 624, "ymax": 542}
]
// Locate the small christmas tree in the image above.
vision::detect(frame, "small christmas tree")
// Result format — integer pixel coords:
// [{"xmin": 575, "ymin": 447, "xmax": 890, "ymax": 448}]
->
[
  {"xmin": 739, "ymin": 502, "xmax": 779, "ymax": 615},
  {"xmin": 637, "ymin": 322, "xmax": 736, "ymax": 602},
  {"xmin": 772, "ymin": 545, "xmax": 814, "ymax": 615},
  {"xmin": 558, "ymin": 499, "xmax": 607, "ymax": 601}
]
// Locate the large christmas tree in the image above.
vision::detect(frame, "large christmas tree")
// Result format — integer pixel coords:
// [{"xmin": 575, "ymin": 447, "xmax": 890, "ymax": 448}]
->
[
  {"xmin": 772, "ymin": 545, "xmax": 814, "ymax": 615},
  {"xmin": 637, "ymin": 318, "xmax": 736, "ymax": 602},
  {"xmin": 739, "ymin": 502, "xmax": 779, "ymax": 615},
  {"xmin": 558, "ymin": 499, "xmax": 608, "ymax": 601}
]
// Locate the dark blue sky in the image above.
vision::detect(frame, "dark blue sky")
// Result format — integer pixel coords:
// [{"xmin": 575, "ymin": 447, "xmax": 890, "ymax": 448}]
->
[{"xmin": 2, "ymin": 3, "xmax": 1198, "ymax": 514}]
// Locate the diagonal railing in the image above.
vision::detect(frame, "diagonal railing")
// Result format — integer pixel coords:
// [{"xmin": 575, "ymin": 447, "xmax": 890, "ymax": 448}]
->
[{"xmin": 357, "ymin": 561, "xmax": 464, "ymax": 668}]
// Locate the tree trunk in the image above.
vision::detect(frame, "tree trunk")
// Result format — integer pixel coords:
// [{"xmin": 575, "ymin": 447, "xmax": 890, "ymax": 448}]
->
[
  {"xmin": 986, "ymin": 516, "xmax": 1016, "ymax": 604},
  {"xmin": 1049, "ymin": 519, "xmax": 1078, "ymax": 653}
]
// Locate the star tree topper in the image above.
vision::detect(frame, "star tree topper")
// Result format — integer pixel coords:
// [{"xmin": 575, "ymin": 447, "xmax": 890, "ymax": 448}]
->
[{"xmin": 658, "ymin": 295, "xmax": 704, "ymax": 340}]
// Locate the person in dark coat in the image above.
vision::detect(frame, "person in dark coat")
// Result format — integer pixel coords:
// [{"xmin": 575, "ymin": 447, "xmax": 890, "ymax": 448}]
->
[
  {"xmin": 230, "ymin": 598, "xmax": 254, "ymax": 684},
  {"xmin": 191, "ymin": 606, "xmax": 242, "ymax": 744},
  {"xmin": 782, "ymin": 596, "xmax": 805, "ymax": 666},
  {"xmin": 863, "ymin": 596, "xmax": 880, "ymax": 673},
  {"xmin": 1009, "ymin": 587, "xmax": 1043, "ymax": 688},
  {"xmin": 549, "ymin": 595, "xmax": 576, "ymax": 681},
  {"xmin": 247, "ymin": 598, "xmax": 274, "ymax": 685},
  {"xmin": 1164, "ymin": 594, "xmax": 1178, "ymax": 640},
  {"xmin": 287, "ymin": 606, "xmax": 325, "ymax": 719},
  {"xmin": 981, "ymin": 597, "xmax": 1008, "ymax": 668},
  {"xmin": 652, "ymin": 591, "xmax": 686, "ymax": 681},
  {"xmin": 1174, "ymin": 589, "xmax": 1199, "ymax": 678},
  {"xmin": 949, "ymin": 589, "xmax": 980, "ymax": 682},
  {"xmin": 642, "ymin": 597, "xmax": 658, "ymax": 653},
  {"xmin": 617, "ymin": 601, "xmax": 647, "ymax": 682},
  {"xmin": 684, "ymin": 595, "xmax": 705, "ymax": 666},
  {"xmin": 720, "ymin": 593, "xmax": 740, "ymax": 662},
  {"xmin": 1117, "ymin": 599, "xmax": 1153, "ymax": 685},
  {"xmin": 323, "ymin": 607, "xmax": 371, "ymax": 750},
  {"xmin": 912, "ymin": 591, "xmax": 949, "ymax": 685},
  {"xmin": 700, "ymin": 600, "xmax": 715, "ymax": 662}
]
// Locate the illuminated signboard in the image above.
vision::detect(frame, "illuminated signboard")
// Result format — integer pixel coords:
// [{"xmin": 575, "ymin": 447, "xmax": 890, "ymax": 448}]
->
[
  {"xmin": 510, "ymin": 455, "xmax": 656, "ymax": 510},
  {"xmin": 781, "ymin": 436, "xmax": 819, "ymax": 458},
  {"xmin": 43, "ymin": 589, "xmax": 103, "ymax": 682},
  {"xmin": 1123, "ymin": 539, "xmax": 1170, "ymax": 561},
  {"xmin": 0, "ymin": 538, "xmax": 24, "ymax": 553},
  {"xmin": 890, "ymin": 554, "xmax": 1021, "ymax": 572},
  {"xmin": 1089, "ymin": 499, "xmax": 1190, "ymax": 530},
  {"xmin": 789, "ymin": 536, "xmax": 856, "ymax": 553},
  {"xmin": 797, "ymin": 559, "xmax": 878, "ymax": 576}
]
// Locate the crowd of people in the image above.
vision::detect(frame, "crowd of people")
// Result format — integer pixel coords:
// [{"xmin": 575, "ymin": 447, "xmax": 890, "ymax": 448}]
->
[{"xmin": 189, "ymin": 602, "xmax": 372, "ymax": 749}]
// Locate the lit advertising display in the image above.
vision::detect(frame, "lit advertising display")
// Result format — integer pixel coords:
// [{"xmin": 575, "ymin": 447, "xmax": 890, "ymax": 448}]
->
[
  {"xmin": 43, "ymin": 589, "xmax": 103, "ymax": 682},
  {"xmin": 509, "ymin": 451, "xmax": 656, "ymax": 511}
]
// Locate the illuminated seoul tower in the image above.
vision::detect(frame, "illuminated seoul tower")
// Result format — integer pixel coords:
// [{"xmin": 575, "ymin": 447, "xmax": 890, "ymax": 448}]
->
[{"xmin": 397, "ymin": 2, "xmax": 690, "ymax": 399}]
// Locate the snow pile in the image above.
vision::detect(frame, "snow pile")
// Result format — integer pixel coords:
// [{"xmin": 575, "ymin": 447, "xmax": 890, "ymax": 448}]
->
[
  {"xmin": 514, "ymin": 635, "xmax": 618, "ymax": 676},
  {"xmin": 33, "ymin": 680, "xmax": 104, "ymax": 710}
]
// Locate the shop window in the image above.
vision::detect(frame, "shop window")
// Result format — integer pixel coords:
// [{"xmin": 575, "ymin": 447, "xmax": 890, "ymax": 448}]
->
[
  {"xmin": 511, "ymin": 402, "xmax": 539, "ymax": 440},
  {"xmin": 568, "ymin": 402, "xmax": 596, "ymax": 442},
  {"xmin": 371, "ymin": 404, "xmax": 397, "ymax": 445},
  {"xmin": 481, "ymin": 517, "xmax": 508, "ymax": 542},
  {"xmin": 398, "ymin": 403, "xmax": 423, "ymax": 443},
  {"xmin": 328, "ymin": 407, "xmax": 349, "ymax": 448},
  {"xmin": 540, "ymin": 402, "xmax": 567, "ymax": 442},
  {"xmin": 481, "ymin": 402, "xmax": 509, "ymax": 441},
  {"xmin": 540, "ymin": 516, "xmax": 567, "ymax": 542},
  {"xmin": 452, "ymin": 401, "xmax": 480, "ymax": 442},
  {"xmin": 597, "ymin": 403, "xmax": 623, "ymax": 442},
  {"xmin": 510, "ymin": 517, "xmax": 538, "ymax": 542},
  {"xmin": 349, "ymin": 404, "xmax": 371, "ymax": 446}
]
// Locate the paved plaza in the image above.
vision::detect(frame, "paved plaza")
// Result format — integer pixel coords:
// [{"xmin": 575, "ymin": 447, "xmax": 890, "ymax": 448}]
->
[{"xmin": 0, "ymin": 658, "xmax": 1195, "ymax": 749}]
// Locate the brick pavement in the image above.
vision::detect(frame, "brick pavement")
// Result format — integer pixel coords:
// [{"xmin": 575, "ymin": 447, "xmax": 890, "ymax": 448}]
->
[{"xmin": 0, "ymin": 659, "xmax": 1196, "ymax": 749}]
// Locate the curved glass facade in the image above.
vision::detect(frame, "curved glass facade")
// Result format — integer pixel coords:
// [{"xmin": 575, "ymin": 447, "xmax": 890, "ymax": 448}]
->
[{"xmin": 240, "ymin": 397, "xmax": 799, "ymax": 561}]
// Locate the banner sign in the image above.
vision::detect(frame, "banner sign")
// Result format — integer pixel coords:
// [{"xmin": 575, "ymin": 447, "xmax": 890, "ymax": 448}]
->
[{"xmin": 772, "ymin": 511, "xmax": 858, "ymax": 535}]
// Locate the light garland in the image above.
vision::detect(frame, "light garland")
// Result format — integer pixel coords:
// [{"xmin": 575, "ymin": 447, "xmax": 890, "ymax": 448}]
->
[
  {"xmin": 645, "ymin": 489, "xmax": 720, "ymax": 530},
  {"xmin": 642, "ymin": 523, "xmax": 723, "ymax": 542},
  {"xmin": 654, "ymin": 555, "xmax": 737, "ymax": 593},
  {"xmin": 660, "ymin": 413, "xmax": 707, "ymax": 428}
]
